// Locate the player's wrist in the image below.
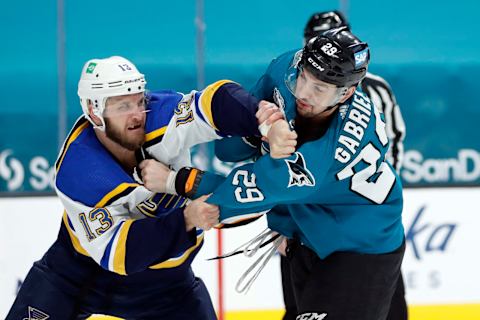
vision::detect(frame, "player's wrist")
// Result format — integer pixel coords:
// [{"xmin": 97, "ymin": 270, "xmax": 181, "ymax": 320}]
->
[
  {"xmin": 258, "ymin": 121, "xmax": 272, "ymax": 137},
  {"xmin": 183, "ymin": 208, "xmax": 195, "ymax": 232},
  {"xmin": 175, "ymin": 167, "xmax": 204, "ymax": 197},
  {"xmin": 165, "ymin": 170, "xmax": 178, "ymax": 195}
]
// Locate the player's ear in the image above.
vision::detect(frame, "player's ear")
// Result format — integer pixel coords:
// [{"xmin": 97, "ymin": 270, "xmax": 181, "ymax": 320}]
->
[
  {"xmin": 339, "ymin": 86, "xmax": 356, "ymax": 103},
  {"xmin": 88, "ymin": 100, "xmax": 102, "ymax": 126}
]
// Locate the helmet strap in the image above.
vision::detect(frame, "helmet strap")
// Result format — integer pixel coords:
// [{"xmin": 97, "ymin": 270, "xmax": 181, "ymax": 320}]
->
[{"xmin": 88, "ymin": 99, "xmax": 107, "ymax": 131}]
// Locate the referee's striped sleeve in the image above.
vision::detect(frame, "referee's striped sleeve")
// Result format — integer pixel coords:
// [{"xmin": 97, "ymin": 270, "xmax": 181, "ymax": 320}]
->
[{"xmin": 361, "ymin": 72, "xmax": 406, "ymax": 172}]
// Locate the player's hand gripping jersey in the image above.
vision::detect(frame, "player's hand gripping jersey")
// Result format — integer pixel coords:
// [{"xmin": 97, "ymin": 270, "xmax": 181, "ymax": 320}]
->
[
  {"xmin": 55, "ymin": 80, "xmax": 260, "ymax": 275},
  {"xmin": 207, "ymin": 51, "xmax": 404, "ymax": 257}
]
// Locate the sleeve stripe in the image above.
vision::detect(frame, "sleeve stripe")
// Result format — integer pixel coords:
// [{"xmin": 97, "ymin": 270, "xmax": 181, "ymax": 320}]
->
[
  {"xmin": 156, "ymin": 193, "xmax": 169, "ymax": 208},
  {"xmin": 172, "ymin": 196, "xmax": 184, "ymax": 208},
  {"xmin": 199, "ymin": 80, "xmax": 233, "ymax": 131},
  {"xmin": 62, "ymin": 211, "xmax": 89, "ymax": 257},
  {"xmin": 180, "ymin": 198, "xmax": 189, "ymax": 207},
  {"xmin": 138, "ymin": 208, "xmax": 157, "ymax": 218},
  {"xmin": 112, "ymin": 219, "xmax": 134, "ymax": 275},
  {"xmin": 96, "ymin": 183, "xmax": 140, "ymax": 207},
  {"xmin": 149, "ymin": 232, "xmax": 204, "ymax": 269},
  {"xmin": 164, "ymin": 194, "xmax": 178, "ymax": 208},
  {"xmin": 100, "ymin": 221, "xmax": 124, "ymax": 270},
  {"xmin": 194, "ymin": 93, "xmax": 207, "ymax": 124},
  {"xmin": 145, "ymin": 126, "xmax": 167, "ymax": 142},
  {"xmin": 137, "ymin": 193, "xmax": 169, "ymax": 218}
]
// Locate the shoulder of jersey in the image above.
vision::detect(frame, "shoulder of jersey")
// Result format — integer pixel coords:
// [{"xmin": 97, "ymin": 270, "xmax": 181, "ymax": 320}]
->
[
  {"xmin": 145, "ymin": 90, "xmax": 183, "ymax": 133},
  {"xmin": 55, "ymin": 117, "xmax": 139, "ymax": 207},
  {"xmin": 269, "ymin": 49, "xmax": 301, "ymax": 73}
]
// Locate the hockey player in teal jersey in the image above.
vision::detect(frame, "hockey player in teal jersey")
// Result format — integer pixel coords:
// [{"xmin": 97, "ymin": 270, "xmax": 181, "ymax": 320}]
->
[
  {"xmin": 6, "ymin": 56, "xmax": 275, "ymax": 320},
  {"xmin": 142, "ymin": 28, "xmax": 405, "ymax": 320}
]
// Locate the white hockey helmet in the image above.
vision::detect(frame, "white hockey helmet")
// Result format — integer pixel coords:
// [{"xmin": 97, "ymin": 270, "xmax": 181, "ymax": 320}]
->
[{"xmin": 77, "ymin": 56, "xmax": 147, "ymax": 130}]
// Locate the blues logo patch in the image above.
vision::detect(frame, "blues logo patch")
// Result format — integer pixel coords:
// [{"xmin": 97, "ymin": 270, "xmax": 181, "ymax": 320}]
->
[{"xmin": 24, "ymin": 306, "xmax": 50, "ymax": 320}]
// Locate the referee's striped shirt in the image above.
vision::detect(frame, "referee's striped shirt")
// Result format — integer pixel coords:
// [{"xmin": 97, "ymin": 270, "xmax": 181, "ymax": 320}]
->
[{"xmin": 360, "ymin": 72, "xmax": 406, "ymax": 173}]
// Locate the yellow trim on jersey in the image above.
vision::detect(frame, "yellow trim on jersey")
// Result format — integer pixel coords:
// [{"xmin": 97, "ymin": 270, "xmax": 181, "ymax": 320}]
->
[
  {"xmin": 136, "ymin": 193, "xmax": 168, "ymax": 217},
  {"xmin": 145, "ymin": 126, "xmax": 167, "ymax": 142},
  {"xmin": 62, "ymin": 211, "xmax": 90, "ymax": 257},
  {"xmin": 137, "ymin": 207, "xmax": 157, "ymax": 218},
  {"xmin": 56, "ymin": 121, "xmax": 90, "ymax": 172},
  {"xmin": 171, "ymin": 196, "xmax": 183, "ymax": 208},
  {"xmin": 149, "ymin": 232, "xmax": 204, "ymax": 269},
  {"xmin": 180, "ymin": 198, "xmax": 189, "ymax": 207},
  {"xmin": 200, "ymin": 80, "xmax": 233, "ymax": 131},
  {"xmin": 112, "ymin": 219, "xmax": 134, "ymax": 275},
  {"xmin": 164, "ymin": 194, "xmax": 177, "ymax": 207},
  {"xmin": 96, "ymin": 183, "xmax": 140, "ymax": 207}
]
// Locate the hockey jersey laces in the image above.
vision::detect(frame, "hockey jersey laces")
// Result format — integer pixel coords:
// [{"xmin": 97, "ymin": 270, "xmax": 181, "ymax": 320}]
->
[{"xmin": 209, "ymin": 228, "xmax": 284, "ymax": 293}]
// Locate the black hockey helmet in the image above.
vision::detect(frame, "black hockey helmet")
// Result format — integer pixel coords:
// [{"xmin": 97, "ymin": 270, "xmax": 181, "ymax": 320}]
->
[
  {"xmin": 299, "ymin": 27, "xmax": 369, "ymax": 87},
  {"xmin": 304, "ymin": 10, "xmax": 350, "ymax": 42}
]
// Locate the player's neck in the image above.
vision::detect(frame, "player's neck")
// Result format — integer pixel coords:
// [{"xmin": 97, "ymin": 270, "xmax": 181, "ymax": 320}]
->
[
  {"xmin": 295, "ymin": 109, "xmax": 336, "ymax": 146},
  {"xmin": 96, "ymin": 131, "xmax": 137, "ymax": 172}
]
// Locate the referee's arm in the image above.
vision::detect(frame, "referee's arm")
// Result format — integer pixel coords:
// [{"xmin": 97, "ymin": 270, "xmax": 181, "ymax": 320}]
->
[{"xmin": 361, "ymin": 72, "xmax": 406, "ymax": 173}]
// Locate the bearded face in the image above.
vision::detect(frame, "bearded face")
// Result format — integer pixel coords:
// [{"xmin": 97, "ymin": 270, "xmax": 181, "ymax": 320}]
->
[{"xmin": 103, "ymin": 93, "xmax": 147, "ymax": 151}]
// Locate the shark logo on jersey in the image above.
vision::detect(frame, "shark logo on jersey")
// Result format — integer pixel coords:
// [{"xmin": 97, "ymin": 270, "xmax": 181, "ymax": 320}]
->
[
  {"xmin": 273, "ymin": 87, "xmax": 286, "ymax": 111},
  {"xmin": 23, "ymin": 306, "xmax": 50, "ymax": 320},
  {"xmin": 285, "ymin": 152, "xmax": 315, "ymax": 188}
]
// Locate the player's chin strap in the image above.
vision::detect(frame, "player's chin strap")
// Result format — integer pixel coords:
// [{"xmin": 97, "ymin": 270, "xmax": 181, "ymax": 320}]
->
[{"xmin": 208, "ymin": 228, "xmax": 285, "ymax": 294}]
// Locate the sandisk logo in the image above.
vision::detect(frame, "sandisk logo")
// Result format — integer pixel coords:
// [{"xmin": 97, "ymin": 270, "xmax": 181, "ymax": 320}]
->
[
  {"xmin": 0, "ymin": 149, "xmax": 24, "ymax": 191},
  {"xmin": 307, "ymin": 57, "xmax": 325, "ymax": 72}
]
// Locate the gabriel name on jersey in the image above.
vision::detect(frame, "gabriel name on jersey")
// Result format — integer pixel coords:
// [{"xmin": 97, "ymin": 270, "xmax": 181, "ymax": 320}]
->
[{"xmin": 191, "ymin": 51, "xmax": 404, "ymax": 259}]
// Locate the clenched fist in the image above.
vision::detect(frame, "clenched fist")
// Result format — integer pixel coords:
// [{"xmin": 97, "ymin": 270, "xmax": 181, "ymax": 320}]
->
[
  {"xmin": 256, "ymin": 100, "xmax": 284, "ymax": 137},
  {"xmin": 267, "ymin": 120, "xmax": 297, "ymax": 159},
  {"xmin": 139, "ymin": 159, "xmax": 174, "ymax": 193},
  {"xmin": 184, "ymin": 194, "xmax": 220, "ymax": 231}
]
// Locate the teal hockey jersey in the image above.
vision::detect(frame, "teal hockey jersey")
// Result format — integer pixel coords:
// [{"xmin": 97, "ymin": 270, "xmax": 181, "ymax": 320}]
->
[{"xmin": 208, "ymin": 51, "xmax": 404, "ymax": 258}]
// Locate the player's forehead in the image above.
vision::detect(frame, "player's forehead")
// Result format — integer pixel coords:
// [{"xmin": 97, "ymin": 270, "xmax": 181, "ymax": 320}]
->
[
  {"xmin": 301, "ymin": 68, "xmax": 336, "ymax": 89},
  {"xmin": 106, "ymin": 92, "xmax": 144, "ymax": 106}
]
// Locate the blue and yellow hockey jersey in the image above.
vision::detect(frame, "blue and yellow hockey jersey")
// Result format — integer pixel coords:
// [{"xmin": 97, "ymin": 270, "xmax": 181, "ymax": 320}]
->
[
  {"xmin": 55, "ymin": 80, "xmax": 261, "ymax": 276},
  {"xmin": 208, "ymin": 51, "xmax": 405, "ymax": 258}
]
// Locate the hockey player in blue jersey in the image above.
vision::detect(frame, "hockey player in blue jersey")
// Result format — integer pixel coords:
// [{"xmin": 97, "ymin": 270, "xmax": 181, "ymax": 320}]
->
[
  {"xmin": 141, "ymin": 28, "xmax": 405, "ymax": 320},
  {"xmin": 6, "ymin": 56, "xmax": 276, "ymax": 320}
]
